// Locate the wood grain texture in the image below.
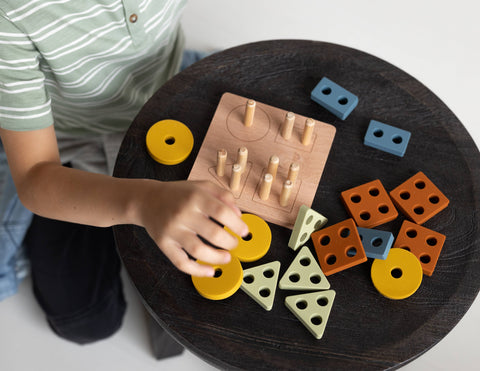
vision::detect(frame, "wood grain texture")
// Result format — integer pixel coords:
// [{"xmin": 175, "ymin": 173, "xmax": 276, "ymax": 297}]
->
[{"xmin": 113, "ymin": 40, "xmax": 480, "ymax": 370}]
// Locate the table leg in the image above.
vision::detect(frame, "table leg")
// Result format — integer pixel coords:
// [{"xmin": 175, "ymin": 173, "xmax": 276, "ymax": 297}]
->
[{"xmin": 146, "ymin": 311, "xmax": 184, "ymax": 359}]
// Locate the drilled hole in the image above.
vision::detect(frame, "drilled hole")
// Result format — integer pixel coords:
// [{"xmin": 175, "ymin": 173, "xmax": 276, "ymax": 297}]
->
[
  {"xmin": 310, "ymin": 274, "xmax": 321, "ymax": 284},
  {"xmin": 392, "ymin": 135, "xmax": 403, "ymax": 144},
  {"xmin": 351, "ymin": 194, "xmax": 361, "ymax": 203},
  {"xmin": 414, "ymin": 206, "xmax": 425, "ymax": 215},
  {"xmin": 406, "ymin": 229, "xmax": 417, "ymax": 238},
  {"xmin": 426, "ymin": 237, "xmax": 438, "ymax": 246},
  {"xmin": 311, "ymin": 315, "xmax": 323, "ymax": 325},
  {"xmin": 372, "ymin": 237, "xmax": 383, "ymax": 247},
  {"xmin": 340, "ymin": 228, "xmax": 350, "ymax": 238},
  {"xmin": 378, "ymin": 205, "xmax": 389, "ymax": 214},
  {"xmin": 415, "ymin": 180, "xmax": 426, "ymax": 189},
  {"xmin": 300, "ymin": 257, "xmax": 311, "ymax": 266},
  {"xmin": 338, "ymin": 97, "xmax": 348, "ymax": 105},
  {"xmin": 346, "ymin": 247, "xmax": 357, "ymax": 257},
  {"xmin": 289, "ymin": 273, "xmax": 300, "ymax": 283},
  {"xmin": 320, "ymin": 235, "xmax": 331, "ymax": 246},
  {"xmin": 243, "ymin": 274, "xmax": 254, "ymax": 284},
  {"xmin": 214, "ymin": 268, "xmax": 223, "ymax": 278},
  {"xmin": 391, "ymin": 268, "xmax": 403, "ymax": 279},
  {"xmin": 369, "ymin": 188, "xmax": 380, "ymax": 196},
  {"xmin": 400, "ymin": 191, "xmax": 410, "ymax": 200},
  {"xmin": 360, "ymin": 211, "xmax": 371, "ymax": 220},
  {"xmin": 429, "ymin": 195, "xmax": 440, "ymax": 204},
  {"xmin": 322, "ymin": 87, "xmax": 332, "ymax": 95},
  {"xmin": 420, "ymin": 255, "xmax": 431, "ymax": 264},
  {"xmin": 373, "ymin": 129, "xmax": 384, "ymax": 138},
  {"xmin": 326, "ymin": 255, "xmax": 337, "ymax": 265},
  {"xmin": 317, "ymin": 297, "xmax": 329, "ymax": 306},
  {"xmin": 242, "ymin": 232, "xmax": 253, "ymax": 241},
  {"xmin": 296, "ymin": 300, "xmax": 308, "ymax": 310},
  {"xmin": 259, "ymin": 288, "xmax": 271, "ymax": 298},
  {"xmin": 263, "ymin": 269, "xmax": 274, "ymax": 278},
  {"xmin": 165, "ymin": 136, "xmax": 175, "ymax": 145}
]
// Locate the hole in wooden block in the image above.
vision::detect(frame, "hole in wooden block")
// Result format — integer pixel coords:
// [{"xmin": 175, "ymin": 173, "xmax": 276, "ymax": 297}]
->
[
  {"xmin": 415, "ymin": 180, "xmax": 426, "ymax": 189},
  {"xmin": 243, "ymin": 274, "xmax": 254, "ymax": 284},
  {"xmin": 360, "ymin": 211, "xmax": 371, "ymax": 220},
  {"xmin": 346, "ymin": 247, "xmax": 357, "ymax": 257},
  {"xmin": 259, "ymin": 288, "xmax": 271, "ymax": 298},
  {"xmin": 214, "ymin": 268, "xmax": 223, "ymax": 278},
  {"xmin": 242, "ymin": 232, "xmax": 253, "ymax": 241},
  {"xmin": 391, "ymin": 268, "xmax": 403, "ymax": 279},
  {"xmin": 317, "ymin": 297, "xmax": 329, "ymax": 306},
  {"xmin": 263, "ymin": 268, "xmax": 274, "ymax": 278},
  {"xmin": 426, "ymin": 237, "xmax": 438, "ymax": 246},
  {"xmin": 165, "ymin": 136, "xmax": 175, "ymax": 145},
  {"xmin": 289, "ymin": 273, "xmax": 300, "ymax": 283},
  {"xmin": 351, "ymin": 194, "xmax": 361, "ymax": 203},
  {"xmin": 406, "ymin": 229, "xmax": 417, "ymax": 238},
  {"xmin": 400, "ymin": 191, "xmax": 410, "ymax": 200},
  {"xmin": 339, "ymin": 227, "xmax": 350, "ymax": 238},
  {"xmin": 300, "ymin": 257, "xmax": 311, "ymax": 266},
  {"xmin": 326, "ymin": 255, "xmax": 337, "ymax": 265},
  {"xmin": 378, "ymin": 204, "xmax": 389, "ymax": 214},
  {"xmin": 420, "ymin": 255, "xmax": 431, "ymax": 264},
  {"xmin": 338, "ymin": 97, "xmax": 348, "ymax": 105},
  {"xmin": 369, "ymin": 187, "xmax": 380, "ymax": 196},
  {"xmin": 310, "ymin": 274, "xmax": 321, "ymax": 284},
  {"xmin": 392, "ymin": 135, "xmax": 403, "ymax": 144},
  {"xmin": 296, "ymin": 300, "xmax": 308, "ymax": 310},
  {"xmin": 414, "ymin": 206, "xmax": 425, "ymax": 215},
  {"xmin": 311, "ymin": 315, "xmax": 323, "ymax": 325}
]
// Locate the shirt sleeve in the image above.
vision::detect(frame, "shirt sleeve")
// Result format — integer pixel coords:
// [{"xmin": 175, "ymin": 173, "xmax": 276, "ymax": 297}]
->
[{"xmin": 0, "ymin": 12, "xmax": 53, "ymax": 131}]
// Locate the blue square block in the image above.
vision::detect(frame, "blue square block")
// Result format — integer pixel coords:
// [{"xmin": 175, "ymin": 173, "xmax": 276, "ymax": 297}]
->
[
  {"xmin": 310, "ymin": 77, "xmax": 358, "ymax": 120},
  {"xmin": 364, "ymin": 120, "xmax": 411, "ymax": 157},
  {"xmin": 357, "ymin": 227, "xmax": 394, "ymax": 260}
]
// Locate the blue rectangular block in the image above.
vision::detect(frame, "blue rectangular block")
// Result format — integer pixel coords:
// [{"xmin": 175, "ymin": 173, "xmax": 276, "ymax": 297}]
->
[
  {"xmin": 310, "ymin": 77, "xmax": 358, "ymax": 120},
  {"xmin": 364, "ymin": 120, "xmax": 411, "ymax": 157},
  {"xmin": 357, "ymin": 227, "xmax": 394, "ymax": 260}
]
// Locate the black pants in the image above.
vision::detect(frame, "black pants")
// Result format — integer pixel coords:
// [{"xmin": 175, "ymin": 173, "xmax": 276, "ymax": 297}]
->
[{"xmin": 25, "ymin": 215, "xmax": 126, "ymax": 345}]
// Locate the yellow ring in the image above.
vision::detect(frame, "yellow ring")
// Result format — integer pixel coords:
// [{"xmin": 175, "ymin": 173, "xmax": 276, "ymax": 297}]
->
[
  {"xmin": 226, "ymin": 213, "xmax": 272, "ymax": 262},
  {"xmin": 371, "ymin": 248, "xmax": 423, "ymax": 300},
  {"xmin": 192, "ymin": 256, "xmax": 243, "ymax": 300},
  {"xmin": 146, "ymin": 119, "xmax": 194, "ymax": 165}
]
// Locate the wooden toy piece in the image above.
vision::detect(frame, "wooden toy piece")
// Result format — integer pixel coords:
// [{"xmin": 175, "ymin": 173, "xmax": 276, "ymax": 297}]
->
[
  {"xmin": 357, "ymin": 227, "xmax": 394, "ymax": 260},
  {"xmin": 146, "ymin": 119, "xmax": 194, "ymax": 165},
  {"xmin": 279, "ymin": 246, "xmax": 330, "ymax": 290},
  {"xmin": 237, "ymin": 146, "xmax": 248, "ymax": 173},
  {"xmin": 279, "ymin": 180, "xmax": 293, "ymax": 207},
  {"xmin": 393, "ymin": 220, "xmax": 446, "ymax": 276},
  {"xmin": 244, "ymin": 99, "xmax": 256, "ymax": 127},
  {"xmin": 216, "ymin": 149, "xmax": 227, "ymax": 176},
  {"xmin": 281, "ymin": 112, "xmax": 295, "ymax": 140},
  {"xmin": 266, "ymin": 155, "xmax": 279, "ymax": 179},
  {"xmin": 285, "ymin": 290, "xmax": 336, "ymax": 339},
  {"xmin": 226, "ymin": 213, "xmax": 272, "ymax": 262},
  {"xmin": 287, "ymin": 162, "xmax": 299, "ymax": 184},
  {"xmin": 310, "ymin": 77, "xmax": 358, "ymax": 120},
  {"xmin": 288, "ymin": 205, "xmax": 328, "ymax": 251},
  {"xmin": 311, "ymin": 218, "xmax": 367, "ymax": 276},
  {"xmin": 188, "ymin": 92, "xmax": 336, "ymax": 229},
  {"xmin": 241, "ymin": 261, "xmax": 281, "ymax": 311},
  {"xmin": 259, "ymin": 173, "xmax": 273, "ymax": 200},
  {"xmin": 301, "ymin": 118, "xmax": 315, "ymax": 146},
  {"xmin": 229, "ymin": 163, "xmax": 242, "ymax": 191},
  {"xmin": 340, "ymin": 179, "xmax": 398, "ymax": 228},
  {"xmin": 389, "ymin": 171, "xmax": 449, "ymax": 225},
  {"xmin": 371, "ymin": 248, "xmax": 423, "ymax": 300},
  {"xmin": 364, "ymin": 120, "xmax": 411, "ymax": 157},
  {"xmin": 191, "ymin": 255, "xmax": 243, "ymax": 300}
]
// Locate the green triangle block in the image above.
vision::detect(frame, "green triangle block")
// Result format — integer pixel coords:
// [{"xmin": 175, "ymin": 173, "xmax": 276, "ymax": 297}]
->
[
  {"xmin": 288, "ymin": 205, "xmax": 328, "ymax": 251},
  {"xmin": 279, "ymin": 246, "xmax": 330, "ymax": 290},
  {"xmin": 240, "ymin": 261, "xmax": 281, "ymax": 311},
  {"xmin": 285, "ymin": 290, "xmax": 336, "ymax": 339}
]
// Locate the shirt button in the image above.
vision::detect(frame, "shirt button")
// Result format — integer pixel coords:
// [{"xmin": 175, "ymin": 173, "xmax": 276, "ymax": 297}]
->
[{"xmin": 129, "ymin": 14, "xmax": 138, "ymax": 23}]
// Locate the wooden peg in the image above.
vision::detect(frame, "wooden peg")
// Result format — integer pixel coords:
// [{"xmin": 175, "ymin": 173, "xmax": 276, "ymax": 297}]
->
[
  {"xmin": 230, "ymin": 163, "xmax": 242, "ymax": 191},
  {"xmin": 302, "ymin": 118, "xmax": 315, "ymax": 146},
  {"xmin": 287, "ymin": 162, "xmax": 300, "ymax": 184},
  {"xmin": 281, "ymin": 112, "xmax": 295, "ymax": 140},
  {"xmin": 237, "ymin": 147, "xmax": 248, "ymax": 173},
  {"xmin": 266, "ymin": 155, "xmax": 279, "ymax": 180},
  {"xmin": 216, "ymin": 149, "xmax": 227, "ymax": 176},
  {"xmin": 259, "ymin": 173, "xmax": 273, "ymax": 200},
  {"xmin": 280, "ymin": 180, "xmax": 293, "ymax": 207},
  {"xmin": 244, "ymin": 100, "xmax": 256, "ymax": 127}
]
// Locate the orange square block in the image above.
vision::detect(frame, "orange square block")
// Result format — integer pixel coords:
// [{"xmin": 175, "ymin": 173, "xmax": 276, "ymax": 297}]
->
[
  {"xmin": 340, "ymin": 179, "xmax": 398, "ymax": 228},
  {"xmin": 311, "ymin": 218, "xmax": 367, "ymax": 276},
  {"xmin": 389, "ymin": 171, "xmax": 449, "ymax": 225},
  {"xmin": 393, "ymin": 220, "xmax": 446, "ymax": 276}
]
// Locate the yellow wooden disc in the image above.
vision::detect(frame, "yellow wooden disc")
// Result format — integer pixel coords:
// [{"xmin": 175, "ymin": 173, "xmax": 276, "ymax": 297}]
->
[
  {"xmin": 226, "ymin": 213, "xmax": 272, "ymax": 262},
  {"xmin": 371, "ymin": 248, "xmax": 423, "ymax": 300},
  {"xmin": 146, "ymin": 119, "xmax": 194, "ymax": 165},
  {"xmin": 192, "ymin": 255, "xmax": 243, "ymax": 300}
]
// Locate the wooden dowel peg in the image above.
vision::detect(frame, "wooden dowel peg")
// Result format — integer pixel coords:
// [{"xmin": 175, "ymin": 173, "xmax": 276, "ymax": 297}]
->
[
  {"xmin": 244, "ymin": 99, "xmax": 256, "ymax": 127},
  {"xmin": 281, "ymin": 112, "xmax": 295, "ymax": 140},
  {"xmin": 280, "ymin": 180, "xmax": 293, "ymax": 207},
  {"xmin": 230, "ymin": 163, "xmax": 242, "ymax": 191},
  {"xmin": 287, "ymin": 162, "xmax": 300, "ymax": 184},
  {"xmin": 216, "ymin": 149, "xmax": 227, "ymax": 176},
  {"xmin": 302, "ymin": 118, "xmax": 315, "ymax": 146},
  {"xmin": 237, "ymin": 147, "xmax": 248, "ymax": 173},
  {"xmin": 259, "ymin": 173, "xmax": 273, "ymax": 200},
  {"xmin": 266, "ymin": 155, "xmax": 279, "ymax": 180}
]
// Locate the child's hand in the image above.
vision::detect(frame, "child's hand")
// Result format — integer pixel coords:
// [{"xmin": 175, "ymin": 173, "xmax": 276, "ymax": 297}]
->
[{"xmin": 138, "ymin": 180, "xmax": 249, "ymax": 277}]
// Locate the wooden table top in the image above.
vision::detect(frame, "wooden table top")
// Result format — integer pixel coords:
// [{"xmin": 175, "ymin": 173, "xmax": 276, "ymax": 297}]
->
[{"xmin": 113, "ymin": 40, "xmax": 480, "ymax": 370}]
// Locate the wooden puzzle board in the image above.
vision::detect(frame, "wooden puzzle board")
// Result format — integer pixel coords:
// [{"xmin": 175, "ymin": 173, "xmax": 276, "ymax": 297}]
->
[{"xmin": 188, "ymin": 92, "xmax": 336, "ymax": 229}]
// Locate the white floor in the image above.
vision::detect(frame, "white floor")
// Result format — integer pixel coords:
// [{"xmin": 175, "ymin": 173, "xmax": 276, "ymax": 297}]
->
[{"xmin": 1, "ymin": 1, "xmax": 480, "ymax": 370}]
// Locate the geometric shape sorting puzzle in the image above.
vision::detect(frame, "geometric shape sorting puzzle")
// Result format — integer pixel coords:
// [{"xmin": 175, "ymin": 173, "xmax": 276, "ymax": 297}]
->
[
  {"xmin": 241, "ymin": 261, "xmax": 281, "ymax": 311},
  {"xmin": 285, "ymin": 289, "xmax": 336, "ymax": 339},
  {"xmin": 357, "ymin": 227, "xmax": 394, "ymax": 260},
  {"xmin": 364, "ymin": 120, "xmax": 411, "ymax": 157},
  {"xmin": 188, "ymin": 92, "xmax": 336, "ymax": 229},
  {"xmin": 191, "ymin": 255, "xmax": 243, "ymax": 300},
  {"xmin": 310, "ymin": 76, "xmax": 358, "ymax": 120},
  {"xmin": 279, "ymin": 246, "xmax": 330, "ymax": 291},
  {"xmin": 288, "ymin": 205, "xmax": 328, "ymax": 251},
  {"xmin": 389, "ymin": 171, "xmax": 449, "ymax": 225},
  {"xmin": 392, "ymin": 220, "xmax": 446, "ymax": 276},
  {"xmin": 341, "ymin": 179, "xmax": 398, "ymax": 228},
  {"xmin": 311, "ymin": 218, "xmax": 367, "ymax": 276},
  {"xmin": 371, "ymin": 248, "xmax": 423, "ymax": 300},
  {"xmin": 226, "ymin": 213, "xmax": 272, "ymax": 263}
]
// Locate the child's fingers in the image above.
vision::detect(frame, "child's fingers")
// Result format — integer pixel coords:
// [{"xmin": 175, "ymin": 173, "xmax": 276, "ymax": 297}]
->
[{"xmin": 187, "ymin": 215, "xmax": 239, "ymax": 250}]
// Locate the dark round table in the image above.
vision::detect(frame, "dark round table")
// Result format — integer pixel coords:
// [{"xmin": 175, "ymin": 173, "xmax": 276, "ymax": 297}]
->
[{"xmin": 113, "ymin": 40, "xmax": 480, "ymax": 370}]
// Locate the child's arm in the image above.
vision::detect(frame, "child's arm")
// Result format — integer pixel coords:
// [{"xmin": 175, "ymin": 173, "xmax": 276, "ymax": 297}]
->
[{"xmin": 0, "ymin": 125, "xmax": 249, "ymax": 277}]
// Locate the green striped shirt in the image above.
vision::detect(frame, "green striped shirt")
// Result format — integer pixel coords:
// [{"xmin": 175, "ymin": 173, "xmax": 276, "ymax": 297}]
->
[{"xmin": 0, "ymin": 0, "xmax": 186, "ymax": 135}]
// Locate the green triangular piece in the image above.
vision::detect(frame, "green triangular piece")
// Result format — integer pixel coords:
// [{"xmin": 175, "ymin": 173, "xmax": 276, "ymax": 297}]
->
[
  {"xmin": 285, "ymin": 290, "xmax": 336, "ymax": 339},
  {"xmin": 288, "ymin": 205, "xmax": 328, "ymax": 251},
  {"xmin": 240, "ymin": 261, "xmax": 281, "ymax": 311},
  {"xmin": 279, "ymin": 246, "xmax": 330, "ymax": 290}
]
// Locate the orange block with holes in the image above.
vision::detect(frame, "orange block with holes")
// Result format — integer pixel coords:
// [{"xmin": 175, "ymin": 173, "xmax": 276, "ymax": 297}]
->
[
  {"xmin": 389, "ymin": 171, "xmax": 449, "ymax": 225},
  {"xmin": 393, "ymin": 220, "xmax": 446, "ymax": 276},
  {"xmin": 311, "ymin": 218, "xmax": 367, "ymax": 276},
  {"xmin": 340, "ymin": 179, "xmax": 398, "ymax": 228}
]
